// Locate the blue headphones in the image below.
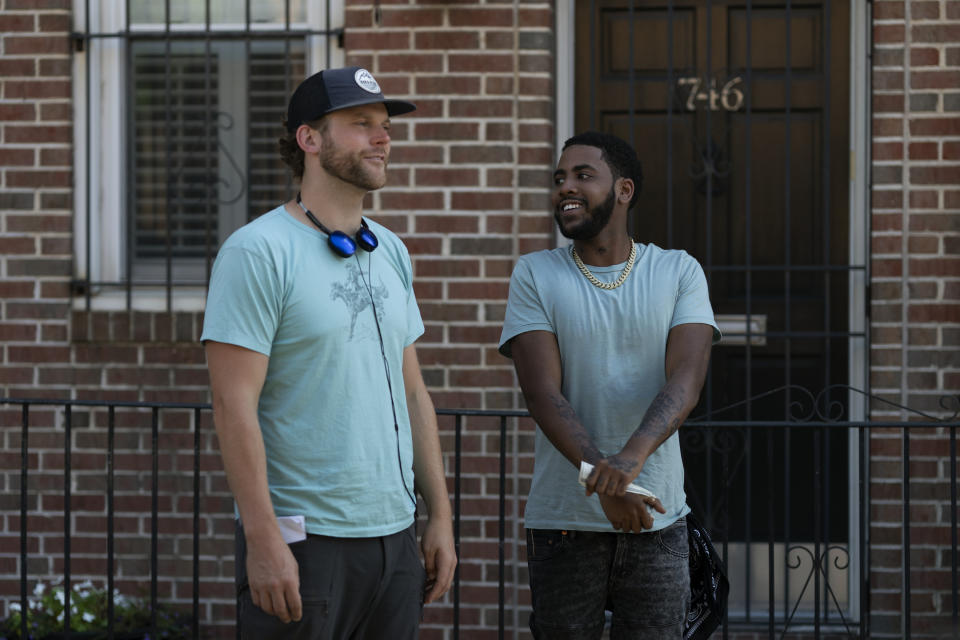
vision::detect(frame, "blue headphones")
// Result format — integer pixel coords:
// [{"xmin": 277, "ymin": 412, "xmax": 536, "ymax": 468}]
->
[{"xmin": 296, "ymin": 192, "xmax": 379, "ymax": 258}]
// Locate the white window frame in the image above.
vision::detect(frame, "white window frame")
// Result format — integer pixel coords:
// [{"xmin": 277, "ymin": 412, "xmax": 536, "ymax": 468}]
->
[{"xmin": 72, "ymin": 0, "xmax": 343, "ymax": 311}]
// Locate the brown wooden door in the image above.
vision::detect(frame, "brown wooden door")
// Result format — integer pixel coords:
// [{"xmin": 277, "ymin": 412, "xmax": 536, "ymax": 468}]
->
[{"xmin": 575, "ymin": 0, "xmax": 852, "ymax": 543}]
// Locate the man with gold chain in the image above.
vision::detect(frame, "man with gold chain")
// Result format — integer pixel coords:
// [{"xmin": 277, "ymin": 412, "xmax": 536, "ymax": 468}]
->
[{"xmin": 499, "ymin": 131, "xmax": 720, "ymax": 639}]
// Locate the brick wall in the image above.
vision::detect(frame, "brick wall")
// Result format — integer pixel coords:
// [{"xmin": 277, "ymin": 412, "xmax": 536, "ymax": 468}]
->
[{"xmin": 869, "ymin": 0, "xmax": 959, "ymax": 637}]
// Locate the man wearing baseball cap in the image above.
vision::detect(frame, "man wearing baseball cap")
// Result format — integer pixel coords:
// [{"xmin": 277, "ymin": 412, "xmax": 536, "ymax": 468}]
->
[{"xmin": 202, "ymin": 67, "xmax": 456, "ymax": 639}]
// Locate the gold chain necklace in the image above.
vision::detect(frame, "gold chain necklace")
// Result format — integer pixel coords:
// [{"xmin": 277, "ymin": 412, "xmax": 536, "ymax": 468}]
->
[{"xmin": 570, "ymin": 242, "xmax": 637, "ymax": 290}]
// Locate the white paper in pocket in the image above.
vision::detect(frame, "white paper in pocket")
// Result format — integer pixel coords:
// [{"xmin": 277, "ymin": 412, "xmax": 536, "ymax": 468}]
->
[{"xmin": 276, "ymin": 515, "xmax": 307, "ymax": 544}]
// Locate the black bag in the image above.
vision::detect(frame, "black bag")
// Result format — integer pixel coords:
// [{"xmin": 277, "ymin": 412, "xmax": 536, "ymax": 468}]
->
[{"xmin": 684, "ymin": 513, "xmax": 729, "ymax": 640}]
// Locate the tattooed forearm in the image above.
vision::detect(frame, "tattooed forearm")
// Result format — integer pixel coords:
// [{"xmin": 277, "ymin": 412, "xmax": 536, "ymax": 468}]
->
[
  {"xmin": 546, "ymin": 390, "xmax": 602, "ymax": 462},
  {"xmin": 630, "ymin": 384, "xmax": 686, "ymax": 447}
]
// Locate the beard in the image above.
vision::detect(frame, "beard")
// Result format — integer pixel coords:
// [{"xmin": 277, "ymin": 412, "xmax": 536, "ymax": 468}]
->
[
  {"xmin": 318, "ymin": 132, "xmax": 387, "ymax": 191},
  {"xmin": 554, "ymin": 187, "xmax": 616, "ymax": 241}
]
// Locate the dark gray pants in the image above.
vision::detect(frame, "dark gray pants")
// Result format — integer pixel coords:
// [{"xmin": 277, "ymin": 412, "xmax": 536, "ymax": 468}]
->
[
  {"xmin": 236, "ymin": 523, "xmax": 426, "ymax": 640},
  {"xmin": 526, "ymin": 518, "xmax": 690, "ymax": 640}
]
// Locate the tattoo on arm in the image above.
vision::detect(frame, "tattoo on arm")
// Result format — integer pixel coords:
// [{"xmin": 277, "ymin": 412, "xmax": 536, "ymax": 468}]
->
[
  {"xmin": 633, "ymin": 385, "xmax": 685, "ymax": 445},
  {"xmin": 548, "ymin": 391, "xmax": 602, "ymax": 462}
]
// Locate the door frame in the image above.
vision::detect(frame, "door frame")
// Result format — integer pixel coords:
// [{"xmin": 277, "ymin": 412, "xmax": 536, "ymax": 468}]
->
[{"xmin": 554, "ymin": 0, "xmax": 871, "ymax": 623}]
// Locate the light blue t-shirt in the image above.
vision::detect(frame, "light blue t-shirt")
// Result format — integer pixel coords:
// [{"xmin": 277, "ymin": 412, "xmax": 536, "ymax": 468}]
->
[
  {"xmin": 499, "ymin": 243, "xmax": 720, "ymax": 532},
  {"xmin": 201, "ymin": 205, "xmax": 424, "ymax": 538}
]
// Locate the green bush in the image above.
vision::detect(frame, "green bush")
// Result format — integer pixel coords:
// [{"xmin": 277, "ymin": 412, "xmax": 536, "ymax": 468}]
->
[{"xmin": 0, "ymin": 580, "xmax": 195, "ymax": 640}]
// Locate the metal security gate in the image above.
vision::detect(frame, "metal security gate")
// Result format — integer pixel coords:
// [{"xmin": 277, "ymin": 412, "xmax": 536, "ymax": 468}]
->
[
  {"xmin": 573, "ymin": 0, "xmax": 869, "ymax": 634},
  {"xmin": 72, "ymin": 0, "xmax": 340, "ymax": 311}
]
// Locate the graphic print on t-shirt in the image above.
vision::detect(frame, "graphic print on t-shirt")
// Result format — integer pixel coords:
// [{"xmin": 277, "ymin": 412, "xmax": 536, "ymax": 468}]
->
[{"xmin": 330, "ymin": 261, "xmax": 389, "ymax": 341}]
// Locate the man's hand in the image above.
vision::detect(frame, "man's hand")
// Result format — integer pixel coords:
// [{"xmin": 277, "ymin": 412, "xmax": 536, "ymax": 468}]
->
[
  {"xmin": 598, "ymin": 493, "xmax": 666, "ymax": 533},
  {"xmin": 584, "ymin": 453, "xmax": 643, "ymax": 497},
  {"xmin": 420, "ymin": 516, "xmax": 458, "ymax": 604},
  {"xmin": 245, "ymin": 533, "xmax": 302, "ymax": 623}
]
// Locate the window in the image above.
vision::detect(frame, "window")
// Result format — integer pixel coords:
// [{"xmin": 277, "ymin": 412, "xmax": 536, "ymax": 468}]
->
[{"xmin": 73, "ymin": 0, "xmax": 343, "ymax": 310}]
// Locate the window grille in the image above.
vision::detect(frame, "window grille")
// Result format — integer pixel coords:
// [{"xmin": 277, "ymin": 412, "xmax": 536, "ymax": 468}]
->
[{"xmin": 72, "ymin": 0, "xmax": 339, "ymax": 310}]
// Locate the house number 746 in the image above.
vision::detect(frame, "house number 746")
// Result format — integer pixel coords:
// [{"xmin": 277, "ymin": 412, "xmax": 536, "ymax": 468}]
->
[{"xmin": 677, "ymin": 76, "xmax": 744, "ymax": 112}]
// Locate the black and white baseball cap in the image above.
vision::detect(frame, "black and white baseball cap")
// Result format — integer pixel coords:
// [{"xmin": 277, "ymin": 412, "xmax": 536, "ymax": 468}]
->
[{"xmin": 285, "ymin": 66, "xmax": 416, "ymax": 132}]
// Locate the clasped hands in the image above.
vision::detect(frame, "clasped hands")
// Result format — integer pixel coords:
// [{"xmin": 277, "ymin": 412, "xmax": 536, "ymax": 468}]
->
[{"xmin": 583, "ymin": 454, "xmax": 666, "ymax": 533}]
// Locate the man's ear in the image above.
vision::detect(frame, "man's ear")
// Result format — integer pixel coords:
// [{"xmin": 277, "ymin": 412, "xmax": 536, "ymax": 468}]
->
[
  {"xmin": 616, "ymin": 177, "xmax": 634, "ymax": 206},
  {"xmin": 296, "ymin": 124, "xmax": 323, "ymax": 154}
]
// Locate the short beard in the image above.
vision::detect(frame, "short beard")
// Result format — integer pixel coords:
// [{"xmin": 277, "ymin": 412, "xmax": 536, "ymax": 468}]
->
[
  {"xmin": 318, "ymin": 131, "xmax": 386, "ymax": 192},
  {"xmin": 554, "ymin": 187, "xmax": 616, "ymax": 241}
]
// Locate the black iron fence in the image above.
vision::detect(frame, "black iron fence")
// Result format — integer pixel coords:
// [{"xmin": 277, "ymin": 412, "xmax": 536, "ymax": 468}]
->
[{"xmin": 1, "ymin": 395, "xmax": 958, "ymax": 639}]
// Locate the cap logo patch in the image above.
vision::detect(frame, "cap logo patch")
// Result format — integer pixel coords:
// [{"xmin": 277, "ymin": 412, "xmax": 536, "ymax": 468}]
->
[{"xmin": 354, "ymin": 69, "xmax": 381, "ymax": 94}]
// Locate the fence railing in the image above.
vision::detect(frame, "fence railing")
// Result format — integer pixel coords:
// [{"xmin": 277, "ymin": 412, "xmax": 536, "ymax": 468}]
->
[{"xmin": 1, "ymin": 395, "xmax": 958, "ymax": 639}]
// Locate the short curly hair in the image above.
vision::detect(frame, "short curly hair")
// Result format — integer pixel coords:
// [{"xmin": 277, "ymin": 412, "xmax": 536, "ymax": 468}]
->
[
  {"xmin": 562, "ymin": 131, "xmax": 643, "ymax": 210},
  {"xmin": 278, "ymin": 117, "xmax": 328, "ymax": 180}
]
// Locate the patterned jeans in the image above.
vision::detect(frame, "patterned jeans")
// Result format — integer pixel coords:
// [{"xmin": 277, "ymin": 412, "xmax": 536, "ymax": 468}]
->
[{"xmin": 526, "ymin": 518, "xmax": 690, "ymax": 640}]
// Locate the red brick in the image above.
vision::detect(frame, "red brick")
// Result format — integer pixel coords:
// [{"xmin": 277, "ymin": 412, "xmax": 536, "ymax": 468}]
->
[
  {"xmin": 910, "ymin": 47, "xmax": 940, "ymax": 67},
  {"xmin": 448, "ymin": 54, "xmax": 514, "ymax": 73},
  {"xmin": 486, "ymin": 76, "xmax": 514, "ymax": 95},
  {"xmin": 872, "ymin": 142, "xmax": 903, "ymax": 161},
  {"xmin": 344, "ymin": 9, "xmax": 372, "ymax": 28},
  {"xmin": 0, "ymin": 281, "xmax": 35, "ymax": 296},
  {"xmin": 3, "ymin": 79, "xmax": 70, "ymax": 99},
  {"xmin": 908, "ymin": 190, "xmax": 938, "ymax": 209},
  {"xmin": 8, "ymin": 346, "xmax": 71, "ymax": 363},
  {"xmin": 519, "ymin": 76, "xmax": 551, "ymax": 96},
  {"xmin": 3, "ymin": 35, "xmax": 69, "ymax": 55},
  {"xmin": 907, "ymin": 236, "xmax": 939, "ymax": 254},
  {"xmin": 6, "ymin": 170, "xmax": 71, "ymax": 188},
  {"xmin": 0, "ymin": 237, "xmax": 36, "ymax": 254},
  {"xmin": 415, "ymin": 122, "xmax": 480, "ymax": 141},
  {"xmin": 415, "ymin": 31, "xmax": 480, "ymax": 49},
  {"xmin": 908, "ymin": 215, "xmax": 959, "ymax": 234},
  {"xmin": 447, "ymin": 281, "xmax": 509, "ymax": 300},
  {"xmin": 4, "ymin": 124, "xmax": 71, "ymax": 143},
  {"xmin": 38, "ymin": 13, "xmax": 71, "ymax": 32},
  {"xmin": 0, "ymin": 15, "xmax": 35, "ymax": 31},
  {"xmin": 417, "ymin": 347, "xmax": 482, "ymax": 366},
  {"xmin": 414, "ymin": 258, "xmax": 481, "ymax": 278},
  {"xmin": 872, "ymin": 94, "xmax": 904, "ymax": 114},
  {"xmin": 908, "ymin": 142, "xmax": 938, "ymax": 161},
  {"xmin": 449, "ymin": 368, "xmax": 515, "ymax": 387},
  {"xmin": 40, "ymin": 102, "xmax": 73, "ymax": 122},
  {"xmin": 415, "ymin": 215, "xmax": 478, "ymax": 233},
  {"xmin": 0, "ymin": 148, "xmax": 36, "ymax": 165},
  {"xmin": 0, "ymin": 323, "xmax": 37, "ymax": 341},
  {"xmin": 874, "ymin": 24, "xmax": 905, "ymax": 44},
  {"xmin": 873, "ymin": 70, "xmax": 904, "ymax": 91},
  {"xmin": 415, "ymin": 168, "xmax": 480, "ymax": 187},
  {"xmin": 0, "ymin": 58, "xmax": 36, "ymax": 76},
  {"xmin": 389, "ymin": 144, "xmax": 444, "ymax": 164},
  {"xmin": 943, "ymin": 142, "xmax": 960, "ymax": 160},
  {"xmin": 38, "ymin": 58, "xmax": 70, "ymax": 77},
  {"xmin": 518, "ymin": 8, "xmax": 552, "ymax": 28},
  {"xmin": 380, "ymin": 8, "xmax": 444, "ymax": 27},
  {"xmin": 415, "ymin": 75, "xmax": 481, "ymax": 95},
  {"xmin": 450, "ymin": 145, "xmax": 513, "ymax": 164},
  {"xmin": 380, "ymin": 191, "xmax": 444, "ymax": 210},
  {"xmin": 5, "ymin": 0, "xmax": 71, "ymax": 8},
  {"xmin": 450, "ymin": 192, "xmax": 513, "ymax": 210},
  {"xmin": 344, "ymin": 30, "xmax": 410, "ymax": 50},
  {"xmin": 908, "ymin": 305, "xmax": 960, "ymax": 323},
  {"xmin": 910, "ymin": 166, "xmax": 960, "ymax": 185},
  {"xmin": 450, "ymin": 99, "xmax": 513, "ymax": 118},
  {"xmin": 910, "ymin": 1, "xmax": 940, "ymax": 19},
  {"xmin": 377, "ymin": 54, "xmax": 443, "ymax": 72},
  {"xmin": 873, "ymin": 2, "xmax": 905, "ymax": 20},
  {"xmin": 872, "ymin": 235, "xmax": 901, "ymax": 254},
  {"xmin": 449, "ymin": 8, "xmax": 514, "ymax": 26},
  {"xmin": 873, "ymin": 117, "xmax": 903, "ymax": 137},
  {"xmin": 912, "ymin": 70, "xmax": 960, "ymax": 90},
  {"xmin": 909, "ymin": 258, "xmax": 960, "ymax": 277},
  {"xmin": 912, "ymin": 24, "xmax": 960, "ymax": 43}
]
